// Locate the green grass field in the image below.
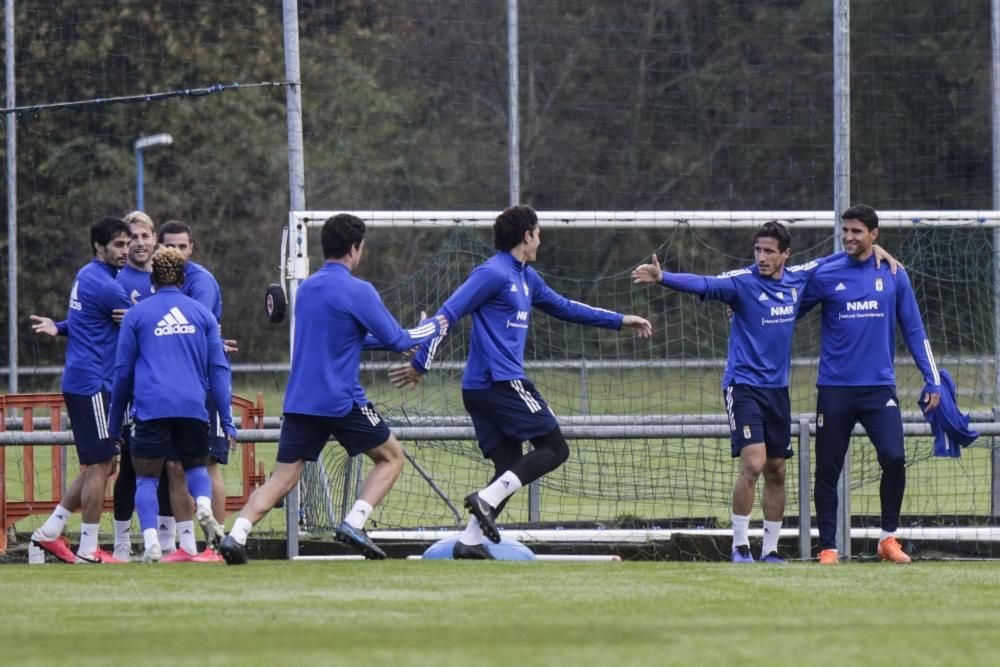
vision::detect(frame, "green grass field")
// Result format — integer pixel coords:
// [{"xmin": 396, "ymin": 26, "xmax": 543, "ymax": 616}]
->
[{"xmin": 1, "ymin": 561, "xmax": 999, "ymax": 666}]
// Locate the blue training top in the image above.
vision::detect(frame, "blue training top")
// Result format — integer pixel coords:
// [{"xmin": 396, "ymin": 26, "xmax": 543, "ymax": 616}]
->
[
  {"xmin": 799, "ymin": 253, "xmax": 940, "ymax": 388},
  {"xmin": 412, "ymin": 251, "xmax": 624, "ymax": 389},
  {"xmin": 117, "ymin": 264, "xmax": 155, "ymax": 304},
  {"xmin": 283, "ymin": 261, "xmax": 443, "ymax": 417},
  {"xmin": 661, "ymin": 255, "xmax": 834, "ymax": 389},
  {"xmin": 107, "ymin": 286, "xmax": 235, "ymax": 439},
  {"xmin": 182, "ymin": 260, "xmax": 222, "ymax": 320},
  {"xmin": 61, "ymin": 259, "xmax": 132, "ymax": 395}
]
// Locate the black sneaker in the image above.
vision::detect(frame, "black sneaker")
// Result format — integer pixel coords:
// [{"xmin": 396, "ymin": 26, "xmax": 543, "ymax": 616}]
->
[
  {"xmin": 463, "ymin": 492, "xmax": 501, "ymax": 544},
  {"xmin": 452, "ymin": 541, "xmax": 496, "ymax": 560},
  {"xmin": 219, "ymin": 534, "xmax": 249, "ymax": 565},
  {"xmin": 334, "ymin": 521, "xmax": 387, "ymax": 560}
]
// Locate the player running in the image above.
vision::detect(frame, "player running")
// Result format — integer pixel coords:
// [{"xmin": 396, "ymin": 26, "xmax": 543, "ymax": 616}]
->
[
  {"xmin": 391, "ymin": 205, "xmax": 652, "ymax": 559},
  {"xmin": 218, "ymin": 213, "xmax": 448, "ymax": 564},
  {"xmin": 28, "ymin": 217, "xmax": 132, "ymax": 564},
  {"xmin": 799, "ymin": 204, "xmax": 940, "ymax": 564},
  {"xmin": 107, "ymin": 247, "xmax": 236, "ymax": 563}
]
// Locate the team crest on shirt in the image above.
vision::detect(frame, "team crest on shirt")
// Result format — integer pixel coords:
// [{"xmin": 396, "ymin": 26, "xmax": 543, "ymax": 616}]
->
[
  {"xmin": 742, "ymin": 425, "xmax": 751, "ymax": 440},
  {"xmin": 791, "ymin": 288, "xmax": 798, "ymax": 303},
  {"xmin": 817, "ymin": 413, "xmax": 824, "ymax": 428},
  {"xmin": 875, "ymin": 278, "xmax": 884, "ymax": 292},
  {"xmin": 130, "ymin": 289, "xmax": 141, "ymax": 305},
  {"xmin": 522, "ymin": 281, "xmax": 529, "ymax": 295}
]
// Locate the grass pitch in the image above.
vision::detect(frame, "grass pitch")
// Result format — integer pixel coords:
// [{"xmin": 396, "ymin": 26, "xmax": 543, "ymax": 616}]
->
[{"xmin": 2, "ymin": 560, "xmax": 1000, "ymax": 667}]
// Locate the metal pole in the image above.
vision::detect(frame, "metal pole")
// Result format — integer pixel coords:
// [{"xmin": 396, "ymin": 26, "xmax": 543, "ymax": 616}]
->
[
  {"xmin": 282, "ymin": 0, "xmax": 307, "ymax": 560},
  {"xmin": 798, "ymin": 417, "xmax": 811, "ymax": 560},
  {"xmin": 990, "ymin": 0, "xmax": 1000, "ymax": 517},
  {"xmin": 507, "ymin": 0, "xmax": 520, "ymax": 206},
  {"xmin": 5, "ymin": 0, "xmax": 17, "ymax": 393},
  {"xmin": 135, "ymin": 148, "xmax": 144, "ymax": 211},
  {"xmin": 832, "ymin": 0, "xmax": 851, "ymax": 559}
]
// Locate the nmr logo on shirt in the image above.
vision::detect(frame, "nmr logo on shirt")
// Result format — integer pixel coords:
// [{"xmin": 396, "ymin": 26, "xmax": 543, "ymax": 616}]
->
[
  {"xmin": 770, "ymin": 305, "xmax": 794, "ymax": 316},
  {"xmin": 846, "ymin": 300, "xmax": 879, "ymax": 312},
  {"xmin": 154, "ymin": 307, "xmax": 196, "ymax": 336}
]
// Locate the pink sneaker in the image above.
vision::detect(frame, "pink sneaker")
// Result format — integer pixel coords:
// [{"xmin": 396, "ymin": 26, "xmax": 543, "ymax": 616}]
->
[
  {"xmin": 192, "ymin": 547, "xmax": 224, "ymax": 563},
  {"xmin": 161, "ymin": 548, "xmax": 197, "ymax": 563},
  {"xmin": 31, "ymin": 531, "xmax": 76, "ymax": 564},
  {"xmin": 76, "ymin": 547, "xmax": 126, "ymax": 564}
]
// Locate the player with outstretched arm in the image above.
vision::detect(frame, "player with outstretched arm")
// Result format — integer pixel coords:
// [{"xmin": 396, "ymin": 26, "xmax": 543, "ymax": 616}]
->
[
  {"xmin": 391, "ymin": 205, "xmax": 652, "ymax": 559},
  {"xmin": 219, "ymin": 213, "xmax": 448, "ymax": 564}
]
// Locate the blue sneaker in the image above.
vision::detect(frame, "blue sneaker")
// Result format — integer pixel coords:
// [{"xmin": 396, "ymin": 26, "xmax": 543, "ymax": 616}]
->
[
  {"xmin": 760, "ymin": 551, "xmax": 786, "ymax": 564},
  {"xmin": 334, "ymin": 521, "xmax": 387, "ymax": 560},
  {"xmin": 731, "ymin": 545, "xmax": 755, "ymax": 563}
]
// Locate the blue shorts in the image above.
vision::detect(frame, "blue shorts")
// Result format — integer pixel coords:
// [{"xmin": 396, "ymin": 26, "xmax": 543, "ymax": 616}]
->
[
  {"xmin": 815, "ymin": 385, "xmax": 904, "ymax": 464},
  {"xmin": 130, "ymin": 417, "xmax": 210, "ymax": 462},
  {"xmin": 208, "ymin": 409, "xmax": 229, "ymax": 465},
  {"xmin": 462, "ymin": 379, "xmax": 559, "ymax": 456},
  {"xmin": 63, "ymin": 391, "xmax": 119, "ymax": 465},
  {"xmin": 277, "ymin": 404, "xmax": 391, "ymax": 463},
  {"xmin": 723, "ymin": 384, "xmax": 792, "ymax": 459}
]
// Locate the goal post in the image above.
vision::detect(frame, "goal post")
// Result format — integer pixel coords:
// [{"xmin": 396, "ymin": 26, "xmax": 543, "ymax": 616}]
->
[{"xmin": 278, "ymin": 210, "xmax": 1000, "ymax": 559}]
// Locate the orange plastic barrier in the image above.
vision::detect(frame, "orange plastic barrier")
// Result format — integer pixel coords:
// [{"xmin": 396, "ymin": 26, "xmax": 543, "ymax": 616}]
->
[{"xmin": 0, "ymin": 393, "xmax": 268, "ymax": 555}]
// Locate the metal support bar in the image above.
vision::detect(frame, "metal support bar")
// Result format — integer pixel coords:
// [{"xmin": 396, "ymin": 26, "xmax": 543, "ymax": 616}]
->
[{"xmin": 798, "ymin": 416, "xmax": 811, "ymax": 560}]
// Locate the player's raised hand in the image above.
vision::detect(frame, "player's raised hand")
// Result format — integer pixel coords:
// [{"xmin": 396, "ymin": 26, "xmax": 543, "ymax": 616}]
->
[
  {"xmin": 389, "ymin": 363, "xmax": 423, "ymax": 390},
  {"xmin": 622, "ymin": 314, "xmax": 653, "ymax": 338},
  {"xmin": 631, "ymin": 254, "xmax": 663, "ymax": 284},
  {"xmin": 29, "ymin": 315, "xmax": 59, "ymax": 337},
  {"xmin": 872, "ymin": 244, "xmax": 902, "ymax": 275}
]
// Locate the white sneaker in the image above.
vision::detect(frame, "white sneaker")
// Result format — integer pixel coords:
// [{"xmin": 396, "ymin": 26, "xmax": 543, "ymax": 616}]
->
[
  {"xmin": 196, "ymin": 506, "xmax": 225, "ymax": 549},
  {"xmin": 113, "ymin": 545, "xmax": 133, "ymax": 562},
  {"xmin": 142, "ymin": 543, "xmax": 163, "ymax": 563}
]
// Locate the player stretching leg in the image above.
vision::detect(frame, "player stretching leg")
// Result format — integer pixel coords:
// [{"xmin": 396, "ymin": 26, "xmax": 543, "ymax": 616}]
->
[
  {"xmin": 107, "ymin": 248, "xmax": 236, "ymax": 563},
  {"xmin": 219, "ymin": 214, "xmax": 447, "ymax": 564},
  {"xmin": 799, "ymin": 205, "xmax": 940, "ymax": 564},
  {"xmin": 392, "ymin": 205, "xmax": 652, "ymax": 559},
  {"xmin": 29, "ymin": 218, "xmax": 133, "ymax": 564}
]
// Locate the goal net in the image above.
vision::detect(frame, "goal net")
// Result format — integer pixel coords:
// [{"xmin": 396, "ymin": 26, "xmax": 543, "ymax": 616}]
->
[{"xmin": 287, "ymin": 210, "xmax": 1000, "ymax": 557}]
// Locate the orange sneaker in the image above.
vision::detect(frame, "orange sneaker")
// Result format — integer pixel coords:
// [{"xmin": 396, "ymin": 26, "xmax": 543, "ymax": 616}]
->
[
  {"xmin": 161, "ymin": 548, "xmax": 197, "ymax": 563},
  {"xmin": 818, "ymin": 548, "xmax": 839, "ymax": 565},
  {"xmin": 76, "ymin": 547, "xmax": 126, "ymax": 564},
  {"xmin": 876, "ymin": 536, "xmax": 911, "ymax": 564},
  {"xmin": 192, "ymin": 547, "xmax": 224, "ymax": 563}
]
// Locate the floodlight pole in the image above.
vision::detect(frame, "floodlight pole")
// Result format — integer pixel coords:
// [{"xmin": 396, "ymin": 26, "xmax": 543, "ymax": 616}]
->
[
  {"xmin": 5, "ymin": 0, "xmax": 17, "ymax": 393},
  {"xmin": 832, "ymin": 0, "xmax": 852, "ymax": 561},
  {"xmin": 134, "ymin": 133, "xmax": 173, "ymax": 211}
]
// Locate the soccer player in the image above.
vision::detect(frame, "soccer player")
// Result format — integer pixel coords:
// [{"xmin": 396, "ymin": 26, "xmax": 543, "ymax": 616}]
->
[
  {"xmin": 799, "ymin": 204, "xmax": 941, "ymax": 564},
  {"xmin": 107, "ymin": 247, "xmax": 236, "ymax": 563},
  {"xmin": 158, "ymin": 219, "xmax": 232, "ymax": 560},
  {"xmin": 633, "ymin": 222, "xmax": 852, "ymax": 563},
  {"xmin": 28, "ymin": 217, "xmax": 132, "ymax": 564},
  {"xmin": 390, "ymin": 205, "xmax": 653, "ymax": 560},
  {"xmin": 110, "ymin": 211, "xmax": 185, "ymax": 561},
  {"xmin": 218, "ymin": 213, "xmax": 448, "ymax": 565}
]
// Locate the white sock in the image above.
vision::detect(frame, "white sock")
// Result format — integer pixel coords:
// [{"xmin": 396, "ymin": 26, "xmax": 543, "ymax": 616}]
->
[
  {"xmin": 143, "ymin": 527, "xmax": 159, "ymax": 552},
  {"xmin": 230, "ymin": 517, "xmax": 253, "ymax": 545},
  {"xmin": 478, "ymin": 471, "xmax": 522, "ymax": 509},
  {"xmin": 40, "ymin": 504, "xmax": 72, "ymax": 537},
  {"xmin": 731, "ymin": 513, "xmax": 751, "ymax": 548},
  {"xmin": 78, "ymin": 523, "xmax": 100, "ymax": 557},
  {"xmin": 762, "ymin": 520, "xmax": 782, "ymax": 555},
  {"xmin": 113, "ymin": 520, "xmax": 132, "ymax": 550},
  {"xmin": 879, "ymin": 530, "xmax": 896, "ymax": 542},
  {"xmin": 177, "ymin": 520, "xmax": 198, "ymax": 555},
  {"xmin": 458, "ymin": 517, "xmax": 484, "ymax": 546},
  {"xmin": 196, "ymin": 496, "xmax": 213, "ymax": 514},
  {"xmin": 344, "ymin": 500, "xmax": 373, "ymax": 530},
  {"xmin": 158, "ymin": 516, "xmax": 177, "ymax": 553}
]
